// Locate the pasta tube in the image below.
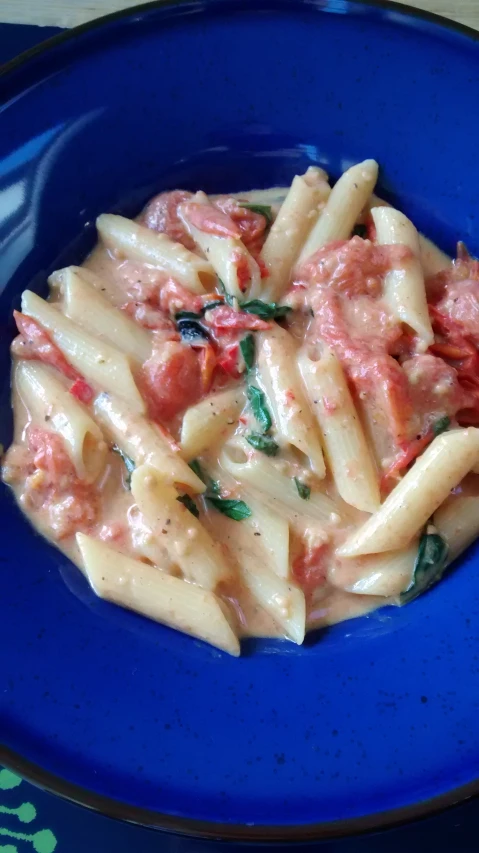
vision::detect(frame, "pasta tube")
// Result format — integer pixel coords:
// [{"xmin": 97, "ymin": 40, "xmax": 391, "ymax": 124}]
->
[{"xmin": 77, "ymin": 534, "xmax": 239, "ymax": 655}]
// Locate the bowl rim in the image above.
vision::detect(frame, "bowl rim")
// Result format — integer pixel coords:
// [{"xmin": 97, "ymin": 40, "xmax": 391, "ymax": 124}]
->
[{"xmin": 1, "ymin": 0, "xmax": 479, "ymax": 840}]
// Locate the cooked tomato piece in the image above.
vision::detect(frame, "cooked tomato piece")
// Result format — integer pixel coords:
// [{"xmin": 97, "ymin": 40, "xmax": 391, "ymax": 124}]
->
[
  {"xmin": 22, "ymin": 427, "xmax": 99, "ymax": 539},
  {"xmin": 203, "ymin": 305, "xmax": 270, "ymax": 332},
  {"xmin": 180, "ymin": 201, "xmax": 241, "ymax": 239},
  {"xmin": 12, "ymin": 312, "xmax": 81, "ymax": 382},
  {"xmin": 402, "ymin": 354, "xmax": 468, "ymax": 425},
  {"xmin": 142, "ymin": 190, "xmax": 195, "ymax": 250},
  {"xmin": 158, "ymin": 280, "xmax": 204, "ymax": 316},
  {"xmin": 69, "ymin": 377, "xmax": 94, "ymax": 404},
  {"xmin": 141, "ymin": 341, "xmax": 202, "ymax": 422},
  {"xmin": 295, "ymin": 236, "xmax": 412, "ymax": 298},
  {"xmin": 293, "ymin": 543, "xmax": 329, "ymax": 594},
  {"xmin": 434, "ymin": 279, "xmax": 479, "ymax": 344},
  {"xmin": 213, "ymin": 196, "xmax": 269, "ymax": 254},
  {"xmin": 198, "ymin": 343, "xmax": 217, "ymax": 393},
  {"xmin": 216, "ymin": 342, "xmax": 241, "ymax": 378},
  {"xmin": 122, "ymin": 301, "xmax": 179, "ymax": 336},
  {"xmin": 233, "ymin": 252, "xmax": 253, "ymax": 294}
]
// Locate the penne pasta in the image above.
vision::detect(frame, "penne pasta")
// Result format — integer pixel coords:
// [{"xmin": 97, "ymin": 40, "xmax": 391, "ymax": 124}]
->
[
  {"xmin": 371, "ymin": 206, "xmax": 434, "ymax": 347},
  {"xmin": 180, "ymin": 387, "xmax": 246, "ymax": 461},
  {"xmin": 96, "ymin": 213, "xmax": 216, "ymax": 293},
  {"xmin": 339, "ymin": 429, "xmax": 479, "ymax": 557},
  {"xmin": 62, "ymin": 267, "xmax": 152, "ymax": 363},
  {"xmin": 368, "ymin": 194, "xmax": 451, "ymax": 279},
  {"xmin": 21, "ymin": 290, "xmax": 146, "ymax": 413},
  {"xmin": 256, "ymin": 325, "xmax": 326, "ymax": 477},
  {"xmin": 178, "ymin": 192, "xmax": 261, "ymax": 301},
  {"xmin": 330, "ymin": 543, "xmax": 418, "ymax": 598},
  {"xmin": 77, "ymin": 534, "xmax": 240, "ymax": 655},
  {"xmin": 6, "ymin": 171, "xmax": 479, "ymax": 654},
  {"xmin": 298, "ymin": 159, "xmax": 378, "ymax": 263},
  {"xmin": 261, "ymin": 167, "xmax": 331, "ymax": 301},
  {"xmin": 298, "ymin": 345, "xmax": 380, "ymax": 512},
  {"xmin": 242, "ymin": 490, "xmax": 290, "ymax": 579},
  {"xmin": 93, "ymin": 393, "xmax": 205, "ymax": 493},
  {"xmin": 16, "ymin": 362, "xmax": 107, "ymax": 483},
  {"xmin": 434, "ymin": 496, "xmax": 479, "ymax": 563},
  {"xmin": 220, "ymin": 440, "xmax": 340, "ymax": 524},
  {"xmin": 131, "ymin": 464, "xmax": 232, "ymax": 591}
]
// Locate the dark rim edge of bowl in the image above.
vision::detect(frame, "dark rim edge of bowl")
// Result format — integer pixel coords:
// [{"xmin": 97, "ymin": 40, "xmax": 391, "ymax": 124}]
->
[
  {"xmin": 1, "ymin": 744, "xmax": 478, "ymax": 841},
  {"xmin": 1, "ymin": 0, "xmax": 479, "ymax": 840}
]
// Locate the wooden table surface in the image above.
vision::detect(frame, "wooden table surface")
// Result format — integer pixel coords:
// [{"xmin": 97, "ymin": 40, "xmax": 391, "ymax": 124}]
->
[{"xmin": 0, "ymin": 0, "xmax": 478, "ymax": 31}]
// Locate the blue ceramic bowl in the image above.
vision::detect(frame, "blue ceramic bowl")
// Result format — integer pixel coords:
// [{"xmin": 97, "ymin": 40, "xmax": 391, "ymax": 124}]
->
[{"xmin": 2, "ymin": 0, "xmax": 479, "ymax": 840}]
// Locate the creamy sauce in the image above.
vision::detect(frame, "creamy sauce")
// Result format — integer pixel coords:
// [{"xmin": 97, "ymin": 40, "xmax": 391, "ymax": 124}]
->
[{"xmin": 3, "ymin": 182, "xmax": 479, "ymax": 651}]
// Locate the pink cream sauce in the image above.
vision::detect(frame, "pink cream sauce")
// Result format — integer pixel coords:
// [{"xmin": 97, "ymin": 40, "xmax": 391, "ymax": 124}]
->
[{"xmin": 5, "ymin": 188, "xmax": 479, "ymax": 642}]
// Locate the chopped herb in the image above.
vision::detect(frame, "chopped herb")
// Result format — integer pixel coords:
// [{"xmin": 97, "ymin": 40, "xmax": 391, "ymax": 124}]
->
[
  {"xmin": 241, "ymin": 203, "xmax": 273, "ymax": 225},
  {"xmin": 294, "ymin": 478, "xmax": 311, "ymax": 500},
  {"xmin": 352, "ymin": 223, "xmax": 368, "ymax": 239},
  {"xmin": 202, "ymin": 299, "xmax": 224, "ymax": 313},
  {"xmin": 247, "ymin": 385, "xmax": 272, "ymax": 433},
  {"xmin": 218, "ymin": 278, "xmax": 234, "ymax": 307},
  {"xmin": 241, "ymin": 299, "xmax": 292, "ymax": 320},
  {"xmin": 432, "ymin": 416, "xmax": 450, "ymax": 437},
  {"xmin": 240, "ymin": 333, "xmax": 255, "ymax": 373},
  {"xmin": 112, "ymin": 445, "xmax": 135, "ymax": 489},
  {"xmin": 246, "ymin": 433, "xmax": 280, "ymax": 456},
  {"xmin": 208, "ymin": 479, "xmax": 221, "ymax": 497},
  {"xmin": 189, "ymin": 458, "xmax": 205, "ymax": 482},
  {"xmin": 175, "ymin": 310, "xmax": 202, "ymax": 321},
  {"xmin": 401, "ymin": 528, "xmax": 448, "ymax": 604},
  {"xmin": 189, "ymin": 459, "xmax": 249, "ymax": 519},
  {"xmin": 207, "ymin": 497, "xmax": 251, "ymax": 521},
  {"xmin": 176, "ymin": 494, "xmax": 200, "ymax": 518}
]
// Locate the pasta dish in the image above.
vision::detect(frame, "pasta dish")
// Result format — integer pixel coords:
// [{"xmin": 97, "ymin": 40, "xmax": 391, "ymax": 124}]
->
[{"xmin": 3, "ymin": 160, "xmax": 479, "ymax": 656}]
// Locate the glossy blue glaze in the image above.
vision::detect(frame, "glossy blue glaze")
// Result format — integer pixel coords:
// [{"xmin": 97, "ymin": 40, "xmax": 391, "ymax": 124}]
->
[{"xmin": 1, "ymin": 0, "xmax": 479, "ymax": 837}]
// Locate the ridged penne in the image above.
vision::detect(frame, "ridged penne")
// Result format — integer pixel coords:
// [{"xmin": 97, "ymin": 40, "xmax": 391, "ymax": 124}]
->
[
  {"xmin": 21, "ymin": 290, "xmax": 145, "ymax": 413},
  {"xmin": 131, "ymin": 465, "xmax": 231, "ymax": 591},
  {"xmin": 77, "ymin": 534, "xmax": 240, "ymax": 655},
  {"xmin": 96, "ymin": 213, "xmax": 216, "ymax": 293},
  {"xmin": 256, "ymin": 325, "xmax": 325, "ymax": 477},
  {"xmin": 298, "ymin": 345, "xmax": 379, "ymax": 512},
  {"xmin": 372, "ymin": 206, "xmax": 433, "ymax": 347},
  {"xmin": 220, "ymin": 440, "xmax": 339, "ymax": 524},
  {"xmin": 261, "ymin": 167, "xmax": 331, "ymax": 301},
  {"xmin": 62, "ymin": 267, "xmax": 152, "ymax": 363},
  {"xmin": 178, "ymin": 192, "xmax": 261, "ymax": 301},
  {"xmin": 298, "ymin": 159, "xmax": 378, "ymax": 263},
  {"xmin": 16, "ymin": 362, "xmax": 107, "ymax": 483},
  {"xmin": 180, "ymin": 387, "xmax": 246, "ymax": 461},
  {"xmin": 94, "ymin": 393, "xmax": 205, "ymax": 493},
  {"xmin": 339, "ymin": 429, "xmax": 479, "ymax": 557}
]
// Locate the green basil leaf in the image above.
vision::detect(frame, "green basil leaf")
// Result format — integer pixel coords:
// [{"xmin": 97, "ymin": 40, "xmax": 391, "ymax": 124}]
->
[
  {"xmin": 112, "ymin": 445, "xmax": 135, "ymax": 489},
  {"xmin": 189, "ymin": 459, "xmax": 205, "ymax": 482},
  {"xmin": 240, "ymin": 334, "xmax": 255, "ymax": 373},
  {"xmin": 401, "ymin": 529, "xmax": 448, "ymax": 604},
  {"xmin": 246, "ymin": 433, "xmax": 280, "ymax": 456},
  {"xmin": 207, "ymin": 479, "xmax": 221, "ymax": 497},
  {"xmin": 294, "ymin": 478, "xmax": 311, "ymax": 500},
  {"xmin": 247, "ymin": 385, "xmax": 272, "ymax": 433},
  {"xmin": 241, "ymin": 299, "xmax": 292, "ymax": 320},
  {"xmin": 207, "ymin": 497, "xmax": 252, "ymax": 521},
  {"xmin": 176, "ymin": 494, "xmax": 200, "ymax": 518},
  {"xmin": 202, "ymin": 300, "xmax": 224, "ymax": 313},
  {"xmin": 241, "ymin": 203, "xmax": 273, "ymax": 225},
  {"xmin": 218, "ymin": 278, "xmax": 234, "ymax": 307},
  {"xmin": 432, "ymin": 416, "xmax": 450, "ymax": 437}
]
